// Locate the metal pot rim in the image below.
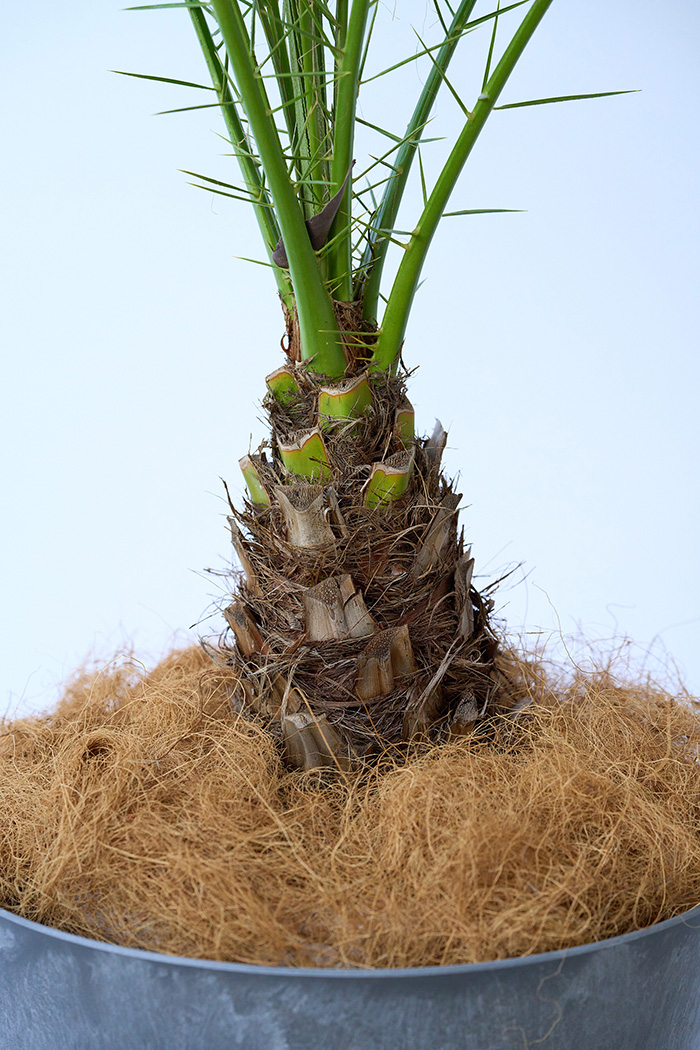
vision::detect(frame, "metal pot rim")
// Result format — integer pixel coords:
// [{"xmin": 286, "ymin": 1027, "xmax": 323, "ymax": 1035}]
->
[{"xmin": 3, "ymin": 902, "xmax": 700, "ymax": 979}]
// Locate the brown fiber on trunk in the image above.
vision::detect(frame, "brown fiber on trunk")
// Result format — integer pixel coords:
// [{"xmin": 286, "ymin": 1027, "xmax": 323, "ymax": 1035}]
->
[{"xmin": 212, "ymin": 304, "xmax": 500, "ymax": 767}]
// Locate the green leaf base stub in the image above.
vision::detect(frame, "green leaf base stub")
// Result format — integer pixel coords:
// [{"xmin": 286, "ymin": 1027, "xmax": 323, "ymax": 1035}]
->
[
  {"xmin": 278, "ymin": 428, "xmax": 332, "ymax": 482},
  {"xmin": 363, "ymin": 447, "xmax": 415, "ymax": 508},
  {"xmin": 239, "ymin": 455, "xmax": 272, "ymax": 508},
  {"xmin": 318, "ymin": 373, "xmax": 372, "ymax": 425}
]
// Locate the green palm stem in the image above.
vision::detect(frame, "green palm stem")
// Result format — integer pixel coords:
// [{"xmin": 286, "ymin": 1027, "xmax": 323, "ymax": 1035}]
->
[
  {"xmin": 326, "ymin": 0, "xmax": 372, "ymax": 300},
  {"xmin": 372, "ymin": 0, "xmax": 554, "ymax": 373},
  {"xmin": 187, "ymin": 1, "xmax": 292, "ymax": 300},
  {"xmin": 299, "ymin": 0, "xmax": 332, "ymax": 211},
  {"xmin": 282, "ymin": 0, "xmax": 327, "ymax": 214},
  {"xmin": 334, "ymin": 0, "xmax": 348, "ymax": 80},
  {"xmin": 250, "ymin": 0, "xmax": 302, "ymax": 179},
  {"xmin": 210, "ymin": 0, "xmax": 346, "ymax": 377},
  {"xmin": 357, "ymin": 0, "xmax": 479, "ymax": 320},
  {"xmin": 332, "ymin": 0, "xmax": 348, "ymax": 145}
]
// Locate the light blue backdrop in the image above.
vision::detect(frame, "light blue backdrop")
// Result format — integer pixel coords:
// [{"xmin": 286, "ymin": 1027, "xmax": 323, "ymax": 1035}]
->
[{"xmin": 1, "ymin": 0, "xmax": 698, "ymax": 715}]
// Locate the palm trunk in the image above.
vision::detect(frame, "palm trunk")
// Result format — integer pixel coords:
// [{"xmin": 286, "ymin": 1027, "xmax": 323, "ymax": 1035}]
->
[
  {"xmin": 219, "ymin": 304, "xmax": 499, "ymax": 768},
  {"xmin": 170, "ymin": 0, "xmax": 576, "ymax": 769}
]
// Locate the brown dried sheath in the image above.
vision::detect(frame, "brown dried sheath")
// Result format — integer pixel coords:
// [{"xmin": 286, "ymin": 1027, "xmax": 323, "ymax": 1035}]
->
[{"xmin": 272, "ymin": 162, "xmax": 355, "ymax": 269}]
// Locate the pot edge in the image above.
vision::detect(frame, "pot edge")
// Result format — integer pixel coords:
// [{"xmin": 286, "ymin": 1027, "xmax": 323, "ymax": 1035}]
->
[{"xmin": 2, "ymin": 902, "xmax": 700, "ymax": 980}]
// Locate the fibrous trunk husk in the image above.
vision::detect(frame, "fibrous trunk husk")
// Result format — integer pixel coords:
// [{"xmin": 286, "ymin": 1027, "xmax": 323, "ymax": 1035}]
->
[{"xmin": 214, "ymin": 301, "xmax": 499, "ymax": 768}]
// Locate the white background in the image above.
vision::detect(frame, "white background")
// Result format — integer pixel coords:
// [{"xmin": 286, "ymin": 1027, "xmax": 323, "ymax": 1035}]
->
[{"xmin": 1, "ymin": 0, "xmax": 698, "ymax": 715}]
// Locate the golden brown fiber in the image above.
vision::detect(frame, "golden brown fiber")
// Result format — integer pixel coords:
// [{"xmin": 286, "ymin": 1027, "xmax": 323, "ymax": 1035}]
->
[{"xmin": 1, "ymin": 645, "xmax": 699, "ymax": 968}]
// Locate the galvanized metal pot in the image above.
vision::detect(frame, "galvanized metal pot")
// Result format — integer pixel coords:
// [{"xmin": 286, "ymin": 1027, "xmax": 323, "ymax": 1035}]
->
[{"xmin": 2, "ymin": 904, "xmax": 700, "ymax": 1050}]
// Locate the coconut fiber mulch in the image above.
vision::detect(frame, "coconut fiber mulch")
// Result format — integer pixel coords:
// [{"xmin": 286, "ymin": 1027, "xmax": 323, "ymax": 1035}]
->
[{"xmin": 1, "ymin": 644, "xmax": 699, "ymax": 968}]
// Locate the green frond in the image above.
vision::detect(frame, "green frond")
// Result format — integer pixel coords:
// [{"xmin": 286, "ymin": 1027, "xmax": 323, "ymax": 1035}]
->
[
  {"xmin": 481, "ymin": 0, "xmax": 501, "ymax": 89},
  {"xmin": 372, "ymin": 0, "xmax": 556, "ymax": 371},
  {"xmin": 126, "ymin": 2, "xmax": 211, "ymax": 8},
  {"xmin": 132, "ymin": 0, "xmax": 632, "ymax": 385},
  {"xmin": 359, "ymin": 1, "xmax": 528, "ymax": 86},
  {"xmin": 155, "ymin": 101, "xmax": 237, "ymax": 114},
  {"xmin": 112, "ymin": 70, "xmax": 215, "ymax": 90},
  {"xmin": 495, "ymin": 89, "xmax": 639, "ymax": 109},
  {"xmin": 412, "ymin": 29, "xmax": 472, "ymax": 120}
]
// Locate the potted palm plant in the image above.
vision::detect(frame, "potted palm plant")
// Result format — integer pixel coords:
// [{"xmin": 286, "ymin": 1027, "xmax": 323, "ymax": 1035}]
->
[
  {"xmin": 2, "ymin": 1, "xmax": 700, "ymax": 1048},
  {"xmin": 111, "ymin": 0, "xmax": 632, "ymax": 766}
]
